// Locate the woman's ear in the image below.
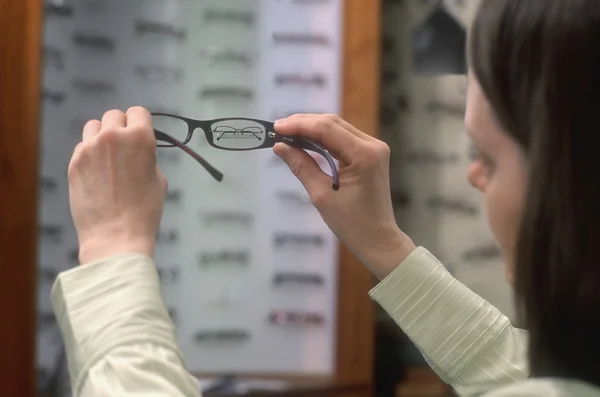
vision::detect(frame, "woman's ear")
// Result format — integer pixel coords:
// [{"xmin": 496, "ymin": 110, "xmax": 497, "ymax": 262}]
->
[{"xmin": 467, "ymin": 160, "xmax": 488, "ymax": 192}]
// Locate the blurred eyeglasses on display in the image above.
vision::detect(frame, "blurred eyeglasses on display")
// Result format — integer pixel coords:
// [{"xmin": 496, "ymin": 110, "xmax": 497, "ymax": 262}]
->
[
  {"xmin": 195, "ymin": 329, "xmax": 251, "ymax": 342},
  {"xmin": 40, "ymin": 177, "xmax": 59, "ymax": 194},
  {"xmin": 203, "ymin": 8, "xmax": 255, "ymax": 26},
  {"xmin": 157, "ymin": 267, "xmax": 180, "ymax": 284},
  {"xmin": 198, "ymin": 249, "xmax": 250, "ymax": 267},
  {"xmin": 71, "ymin": 78, "xmax": 116, "ymax": 96},
  {"xmin": 133, "ymin": 64, "xmax": 183, "ymax": 84},
  {"xmin": 45, "ymin": 1, "xmax": 74, "ymax": 17},
  {"xmin": 268, "ymin": 310, "xmax": 325, "ymax": 326},
  {"xmin": 274, "ymin": 72, "xmax": 327, "ymax": 88},
  {"xmin": 200, "ymin": 47, "xmax": 256, "ymax": 66},
  {"xmin": 271, "ymin": 32, "xmax": 331, "ymax": 46},
  {"xmin": 39, "ymin": 224, "xmax": 64, "ymax": 245},
  {"xmin": 275, "ymin": 0, "xmax": 331, "ymax": 3},
  {"xmin": 199, "ymin": 86, "xmax": 254, "ymax": 100},
  {"xmin": 43, "ymin": 90, "xmax": 66, "ymax": 106},
  {"xmin": 156, "ymin": 229, "xmax": 179, "ymax": 244},
  {"xmin": 199, "ymin": 211, "xmax": 254, "ymax": 229},
  {"xmin": 135, "ymin": 20, "xmax": 187, "ymax": 41},
  {"xmin": 72, "ymin": 32, "xmax": 116, "ymax": 53},
  {"xmin": 43, "ymin": 46, "xmax": 66, "ymax": 71},
  {"xmin": 273, "ymin": 272, "xmax": 324, "ymax": 286},
  {"xmin": 273, "ymin": 232, "xmax": 325, "ymax": 247},
  {"xmin": 165, "ymin": 189, "xmax": 183, "ymax": 204}
]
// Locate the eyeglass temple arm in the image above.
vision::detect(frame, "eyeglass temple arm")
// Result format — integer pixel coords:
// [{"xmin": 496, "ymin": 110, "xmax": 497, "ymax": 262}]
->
[
  {"xmin": 154, "ymin": 130, "xmax": 224, "ymax": 182},
  {"xmin": 289, "ymin": 139, "xmax": 340, "ymax": 191}
]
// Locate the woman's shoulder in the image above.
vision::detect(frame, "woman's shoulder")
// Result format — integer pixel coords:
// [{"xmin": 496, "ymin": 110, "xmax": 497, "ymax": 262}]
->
[{"xmin": 481, "ymin": 378, "xmax": 600, "ymax": 397}]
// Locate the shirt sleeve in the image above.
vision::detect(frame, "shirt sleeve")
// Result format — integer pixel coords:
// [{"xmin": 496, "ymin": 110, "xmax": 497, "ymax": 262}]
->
[
  {"xmin": 51, "ymin": 254, "xmax": 201, "ymax": 397},
  {"xmin": 369, "ymin": 247, "xmax": 529, "ymax": 397}
]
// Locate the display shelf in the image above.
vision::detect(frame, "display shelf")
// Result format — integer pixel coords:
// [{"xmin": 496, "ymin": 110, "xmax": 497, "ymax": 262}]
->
[{"xmin": 0, "ymin": 1, "xmax": 379, "ymax": 396}]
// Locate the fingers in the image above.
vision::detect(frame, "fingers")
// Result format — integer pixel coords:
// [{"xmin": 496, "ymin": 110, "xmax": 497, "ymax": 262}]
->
[
  {"xmin": 274, "ymin": 114, "xmax": 362, "ymax": 164},
  {"xmin": 330, "ymin": 116, "xmax": 376, "ymax": 141},
  {"xmin": 126, "ymin": 106, "xmax": 156, "ymax": 148},
  {"xmin": 126, "ymin": 106, "xmax": 152, "ymax": 130},
  {"xmin": 157, "ymin": 167, "xmax": 169, "ymax": 194},
  {"xmin": 80, "ymin": 107, "xmax": 154, "ymax": 146},
  {"xmin": 101, "ymin": 109, "xmax": 127, "ymax": 129},
  {"xmin": 273, "ymin": 143, "xmax": 331, "ymax": 199},
  {"xmin": 82, "ymin": 119, "xmax": 101, "ymax": 142}
]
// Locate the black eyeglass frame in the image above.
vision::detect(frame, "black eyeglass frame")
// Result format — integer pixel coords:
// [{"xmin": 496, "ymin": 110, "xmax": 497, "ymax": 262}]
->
[{"xmin": 151, "ymin": 112, "xmax": 340, "ymax": 190}]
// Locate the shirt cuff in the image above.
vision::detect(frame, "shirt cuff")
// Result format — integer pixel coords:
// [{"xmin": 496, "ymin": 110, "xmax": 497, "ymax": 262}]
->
[
  {"xmin": 51, "ymin": 254, "xmax": 182, "ymax": 394},
  {"xmin": 369, "ymin": 247, "xmax": 509, "ymax": 381}
]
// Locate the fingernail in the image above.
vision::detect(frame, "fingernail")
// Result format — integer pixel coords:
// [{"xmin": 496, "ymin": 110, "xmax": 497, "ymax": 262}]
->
[
  {"xmin": 273, "ymin": 142, "xmax": 289, "ymax": 156},
  {"xmin": 274, "ymin": 119, "xmax": 287, "ymax": 126},
  {"xmin": 274, "ymin": 142, "xmax": 287, "ymax": 151}
]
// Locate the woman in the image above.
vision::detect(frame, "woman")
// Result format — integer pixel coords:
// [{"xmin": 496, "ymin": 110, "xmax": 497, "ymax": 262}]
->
[{"xmin": 54, "ymin": 0, "xmax": 600, "ymax": 396}]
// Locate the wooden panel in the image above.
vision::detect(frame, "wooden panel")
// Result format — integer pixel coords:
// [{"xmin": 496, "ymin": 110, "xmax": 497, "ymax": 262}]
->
[
  {"xmin": 335, "ymin": 0, "xmax": 381, "ymax": 387},
  {"xmin": 396, "ymin": 367, "xmax": 453, "ymax": 397},
  {"xmin": 0, "ymin": 0, "xmax": 42, "ymax": 396}
]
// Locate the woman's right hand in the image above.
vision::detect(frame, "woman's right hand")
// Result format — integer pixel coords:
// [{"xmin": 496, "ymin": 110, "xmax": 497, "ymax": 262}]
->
[{"xmin": 274, "ymin": 114, "xmax": 416, "ymax": 279}]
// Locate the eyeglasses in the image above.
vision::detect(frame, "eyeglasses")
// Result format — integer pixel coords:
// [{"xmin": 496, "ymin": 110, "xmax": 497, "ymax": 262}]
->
[
  {"xmin": 268, "ymin": 310, "xmax": 325, "ymax": 326},
  {"xmin": 274, "ymin": 73, "xmax": 327, "ymax": 88},
  {"xmin": 202, "ymin": 8, "xmax": 255, "ymax": 26},
  {"xmin": 199, "ymin": 46, "xmax": 255, "ymax": 66},
  {"xmin": 72, "ymin": 32, "xmax": 116, "ymax": 53},
  {"xmin": 271, "ymin": 32, "xmax": 331, "ymax": 46},
  {"xmin": 133, "ymin": 63, "xmax": 183, "ymax": 83},
  {"xmin": 134, "ymin": 20, "xmax": 187, "ymax": 41},
  {"xmin": 156, "ymin": 267, "xmax": 180, "ymax": 284},
  {"xmin": 43, "ymin": 90, "xmax": 66, "ymax": 106},
  {"xmin": 151, "ymin": 112, "xmax": 340, "ymax": 190},
  {"xmin": 198, "ymin": 249, "xmax": 250, "ymax": 267},
  {"xmin": 391, "ymin": 189, "xmax": 411, "ymax": 209},
  {"xmin": 273, "ymin": 232, "xmax": 325, "ymax": 247},
  {"xmin": 45, "ymin": 2, "xmax": 74, "ymax": 17},
  {"xmin": 39, "ymin": 224, "xmax": 64, "ymax": 244},
  {"xmin": 165, "ymin": 189, "xmax": 182, "ymax": 204},
  {"xmin": 199, "ymin": 210, "xmax": 254, "ymax": 229},
  {"xmin": 276, "ymin": 0, "xmax": 331, "ymax": 3},
  {"xmin": 72, "ymin": 78, "xmax": 116, "ymax": 95},
  {"xmin": 194, "ymin": 329, "xmax": 251, "ymax": 342},
  {"xmin": 43, "ymin": 46, "xmax": 65, "ymax": 71},
  {"xmin": 40, "ymin": 176, "xmax": 59, "ymax": 193},
  {"xmin": 156, "ymin": 228, "xmax": 179, "ymax": 244},
  {"xmin": 273, "ymin": 272, "xmax": 324, "ymax": 286}
]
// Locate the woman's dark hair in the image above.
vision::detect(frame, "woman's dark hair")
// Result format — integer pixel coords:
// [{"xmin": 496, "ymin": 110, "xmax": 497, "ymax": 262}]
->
[{"xmin": 469, "ymin": 0, "xmax": 600, "ymax": 386}]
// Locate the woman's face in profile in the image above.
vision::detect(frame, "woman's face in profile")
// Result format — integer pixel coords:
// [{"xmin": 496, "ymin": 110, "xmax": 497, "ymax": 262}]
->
[{"xmin": 464, "ymin": 73, "xmax": 528, "ymax": 284}]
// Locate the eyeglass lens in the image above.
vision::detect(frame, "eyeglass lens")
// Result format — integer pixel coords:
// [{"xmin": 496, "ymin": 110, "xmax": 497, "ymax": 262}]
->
[{"xmin": 211, "ymin": 120, "xmax": 265, "ymax": 149}]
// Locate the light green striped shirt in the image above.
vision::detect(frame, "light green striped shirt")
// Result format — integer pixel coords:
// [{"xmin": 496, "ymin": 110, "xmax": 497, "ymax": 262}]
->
[
  {"xmin": 52, "ymin": 248, "xmax": 600, "ymax": 396},
  {"xmin": 370, "ymin": 247, "xmax": 599, "ymax": 397}
]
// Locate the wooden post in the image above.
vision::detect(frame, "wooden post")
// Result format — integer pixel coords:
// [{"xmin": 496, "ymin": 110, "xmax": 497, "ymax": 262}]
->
[{"xmin": 0, "ymin": 0, "xmax": 43, "ymax": 396}]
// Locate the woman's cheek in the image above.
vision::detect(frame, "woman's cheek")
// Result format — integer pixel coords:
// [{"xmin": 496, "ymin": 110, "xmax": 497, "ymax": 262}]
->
[{"xmin": 484, "ymin": 170, "xmax": 526, "ymax": 285}]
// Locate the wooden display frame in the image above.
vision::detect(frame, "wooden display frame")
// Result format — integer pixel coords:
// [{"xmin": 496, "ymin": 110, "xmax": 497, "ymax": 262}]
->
[
  {"xmin": 0, "ymin": 1, "xmax": 381, "ymax": 396},
  {"xmin": 0, "ymin": 0, "xmax": 43, "ymax": 396}
]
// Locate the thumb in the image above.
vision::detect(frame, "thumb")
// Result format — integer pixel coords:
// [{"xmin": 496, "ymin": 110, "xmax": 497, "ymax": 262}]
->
[{"xmin": 274, "ymin": 143, "xmax": 330, "ymax": 194}]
